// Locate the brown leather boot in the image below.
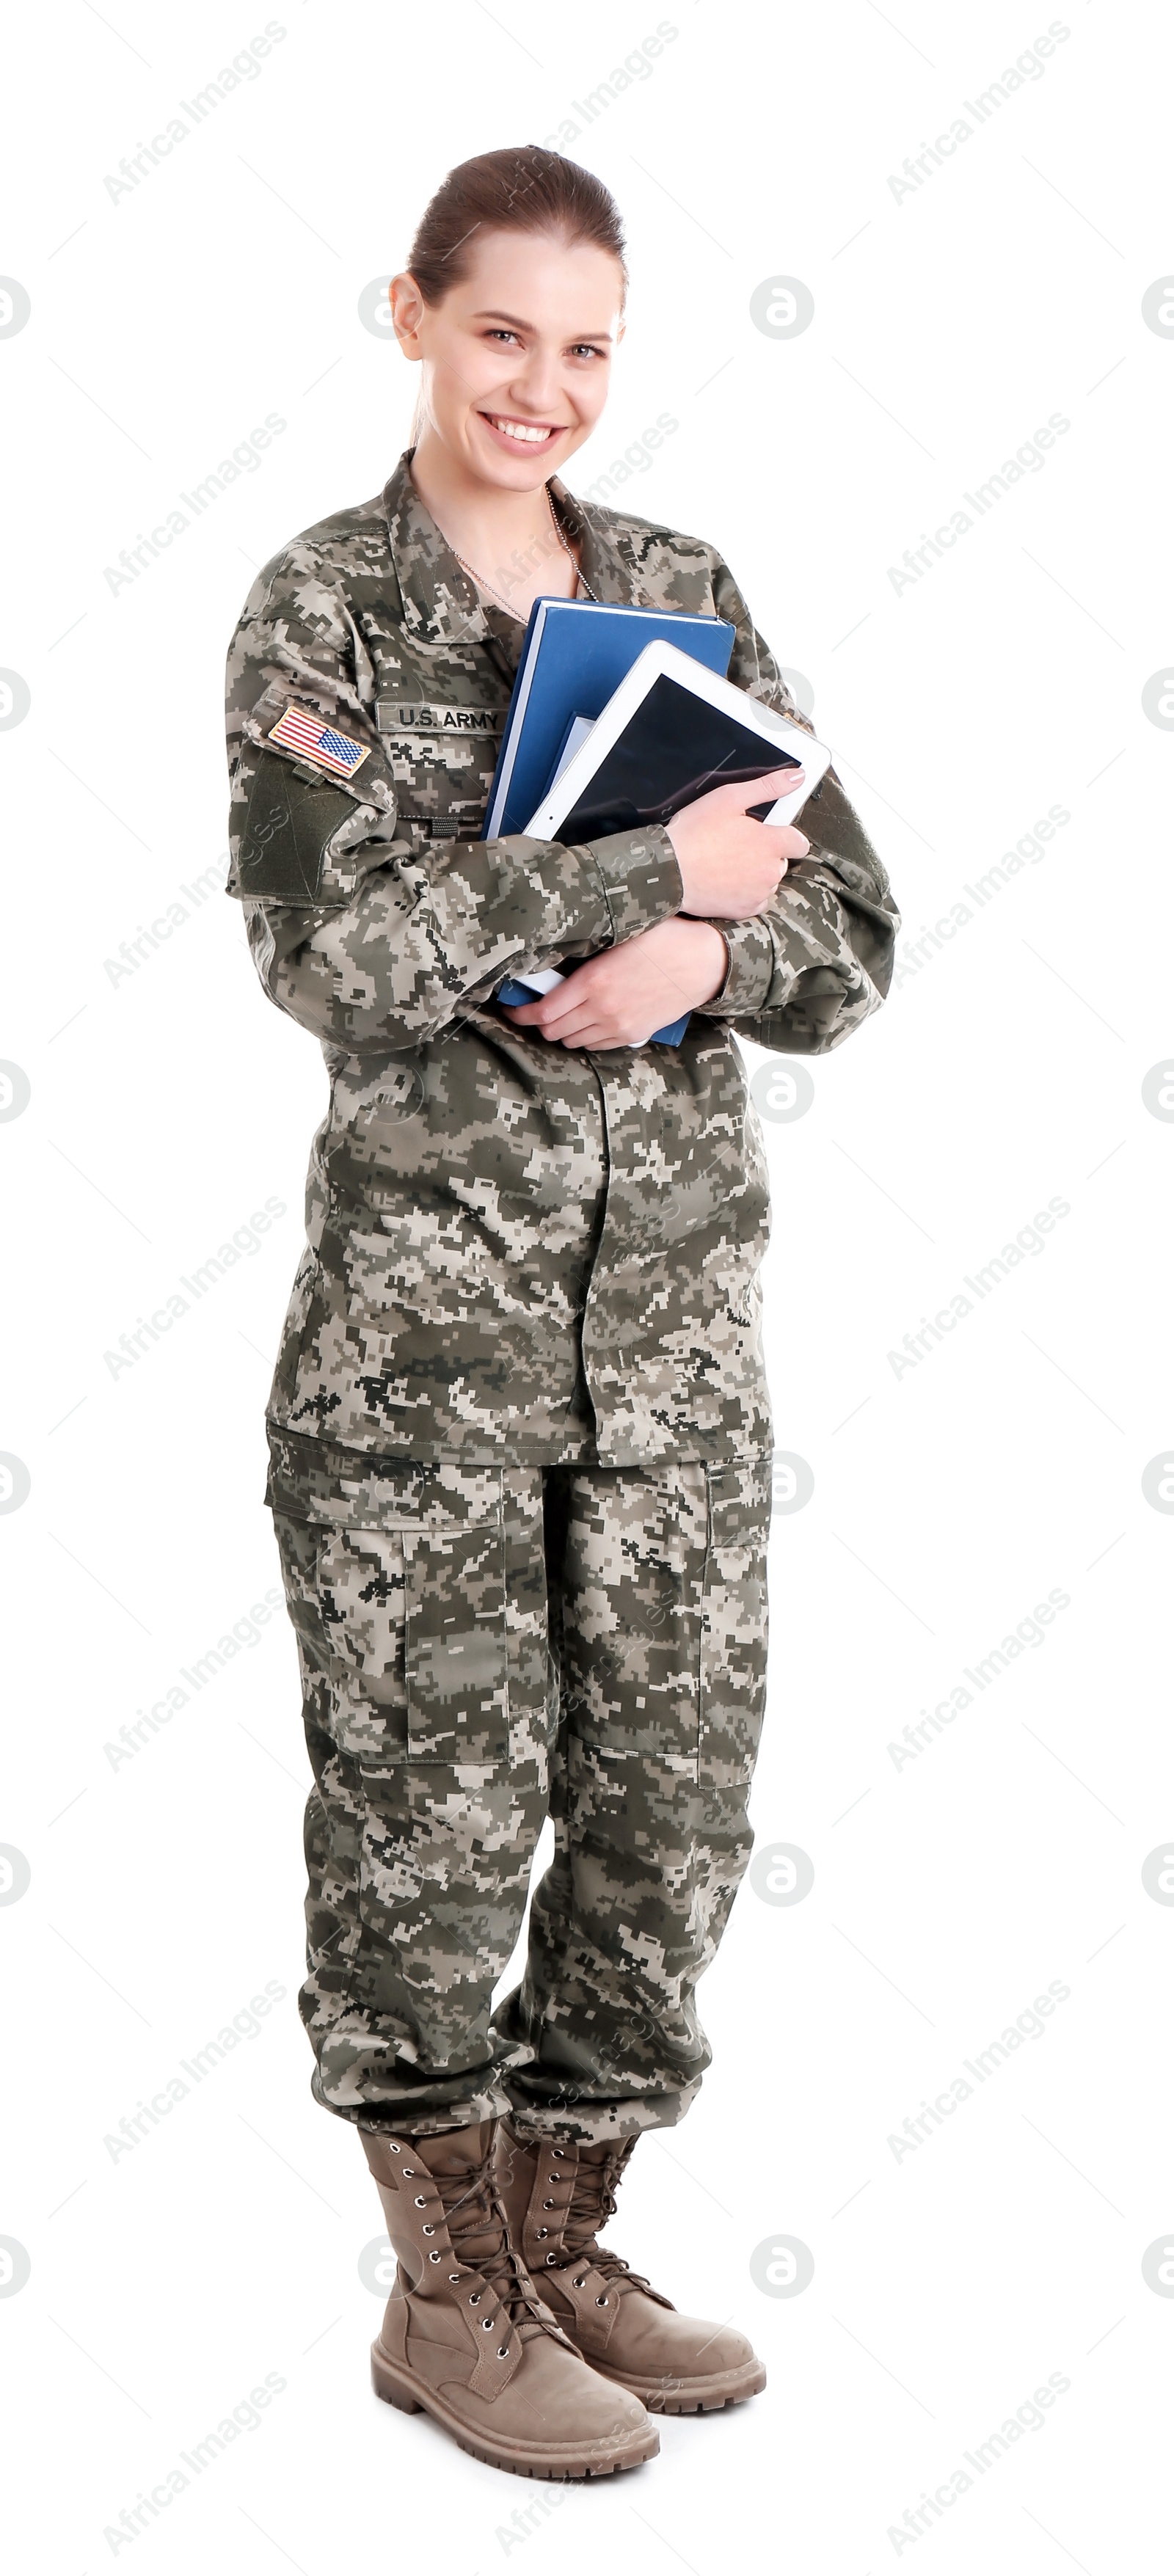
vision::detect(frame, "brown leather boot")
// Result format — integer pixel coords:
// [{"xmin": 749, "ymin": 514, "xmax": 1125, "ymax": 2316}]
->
[
  {"xmin": 493, "ymin": 2123, "xmax": 766, "ymax": 2415},
  {"xmin": 360, "ymin": 2121, "xmax": 657, "ymax": 2478}
]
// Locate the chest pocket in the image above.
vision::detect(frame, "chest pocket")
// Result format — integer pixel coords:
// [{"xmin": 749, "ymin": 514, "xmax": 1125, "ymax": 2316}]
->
[{"xmin": 376, "ymin": 701, "xmax": 504, "ymax": 834}]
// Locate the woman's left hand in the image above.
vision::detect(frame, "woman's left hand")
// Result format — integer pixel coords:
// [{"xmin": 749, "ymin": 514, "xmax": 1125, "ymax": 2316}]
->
[{"xmin": 500, "ymin": 916, "xmax": 729, "ymax": 1049}]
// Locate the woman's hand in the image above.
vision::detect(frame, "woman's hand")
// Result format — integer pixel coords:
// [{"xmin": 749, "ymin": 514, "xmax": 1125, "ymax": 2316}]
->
[
  {"xmin": 666, "ymin": 766, "xmax": 810, "ymax": 916},
  {"xmin": 500, "ymin": 917, "xmax": 730, "ymax": 1050}
]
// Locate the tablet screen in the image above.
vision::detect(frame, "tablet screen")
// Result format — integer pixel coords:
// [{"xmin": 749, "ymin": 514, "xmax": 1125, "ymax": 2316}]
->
[{"xmin": 555, "ymin": 674, "xmax": 803, "ymax": 842}]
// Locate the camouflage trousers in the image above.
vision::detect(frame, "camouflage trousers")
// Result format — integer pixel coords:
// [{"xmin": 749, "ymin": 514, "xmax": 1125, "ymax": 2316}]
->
[{"xmin": 270, "ymin": 1455, "xmax": 770, "ymax": 2144}]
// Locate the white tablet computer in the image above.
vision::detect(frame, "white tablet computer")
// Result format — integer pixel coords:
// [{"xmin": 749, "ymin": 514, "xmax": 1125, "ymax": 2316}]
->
[{"xmin": 524, "ymin": 638, "xmax": 831, "ymax": 842}]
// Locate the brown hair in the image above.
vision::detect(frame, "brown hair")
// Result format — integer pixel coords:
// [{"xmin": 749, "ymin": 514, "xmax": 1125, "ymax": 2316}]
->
[{"xmin": 403, "ymin": 146, "xmax": 627, "ymax": 439}]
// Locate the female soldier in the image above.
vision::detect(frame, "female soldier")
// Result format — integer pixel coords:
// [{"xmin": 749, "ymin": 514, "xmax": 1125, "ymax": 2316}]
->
[{"xmin": 225, "ymin": 147, "xmax": 899, "ymax": 2481}]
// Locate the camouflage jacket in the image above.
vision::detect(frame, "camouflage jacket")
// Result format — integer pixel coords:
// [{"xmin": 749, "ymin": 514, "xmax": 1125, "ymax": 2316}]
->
[{"xmin": 225, "ymin": 450, "xmax": 898, "ymax": 1467}]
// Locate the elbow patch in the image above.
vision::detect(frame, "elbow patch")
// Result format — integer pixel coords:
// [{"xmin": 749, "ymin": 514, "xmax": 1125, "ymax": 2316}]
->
[{"xmin": 238, "ymin": 751, "xmax": 357, "ymax": 901}]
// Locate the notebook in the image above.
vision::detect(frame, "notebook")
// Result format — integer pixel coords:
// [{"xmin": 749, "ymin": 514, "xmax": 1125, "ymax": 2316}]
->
[{"xmin": 484, "ymin": 596, "xmax": 734, "ymax": 840}]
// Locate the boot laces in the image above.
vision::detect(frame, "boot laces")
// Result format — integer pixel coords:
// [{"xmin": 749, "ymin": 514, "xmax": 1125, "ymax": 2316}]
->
[
  {"xmin": 434, "ymin": 2148, "xmax": 543, "ymax": 2330},
  {"xmin": 561, "ymin": 2145, "xmax": 649, "ymax": 2291}
]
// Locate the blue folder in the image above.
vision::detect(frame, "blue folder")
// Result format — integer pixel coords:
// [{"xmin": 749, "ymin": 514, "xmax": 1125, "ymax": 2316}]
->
[{"xmin": 485, "ymin": 596, "xmax": 734, "ymax": 841}]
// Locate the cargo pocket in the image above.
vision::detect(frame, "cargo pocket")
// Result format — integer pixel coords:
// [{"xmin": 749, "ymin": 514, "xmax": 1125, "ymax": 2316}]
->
[
  {"xmin": 402, "ymin": 1521, "xmax": 509, "ymax": 1765},
  {"xmin": 698, "ymin": 1463, "xmax": 771, "ymax": 1787},
  {"xmin": 316, "ymin": 1515, "xmax": 511, "ymax": 1770},
  {"xmin": 316, "ymin": 1528, "xmax": 411, "ymax": 1768}
]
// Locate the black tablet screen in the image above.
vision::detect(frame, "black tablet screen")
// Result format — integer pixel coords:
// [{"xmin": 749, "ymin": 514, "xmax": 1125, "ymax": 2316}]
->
[{"xmin": 555, "ymin": 674, "xmax": 801, "ymax": 842}]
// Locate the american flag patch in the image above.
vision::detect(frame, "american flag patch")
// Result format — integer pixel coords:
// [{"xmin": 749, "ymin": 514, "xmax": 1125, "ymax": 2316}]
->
[{"xmin": 268, "ymin": 705, "xmax": 370, "ymax": 780}]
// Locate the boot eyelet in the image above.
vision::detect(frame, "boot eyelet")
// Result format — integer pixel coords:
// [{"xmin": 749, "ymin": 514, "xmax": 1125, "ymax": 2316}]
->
[
  {"xmin": 536, "ymin": 2227, "xmax": 549, "ymax": 2239},
  {"xmin": 497, "ymin": 2344, "xmax": 509, "ymax": 2358},
  {"xmin": 469, "ymin": 2291, "xmax": 481, "ymax": 2305},
  {"xmin": 413, "ymin": 2196, "xmax": 426, "ymax": 2208},
  {"xmin": 595, "ymin": 2295, "xmax": 608, "ymax": 2306},
  {"xmin": 429, "ymin": 2252, "xmax": 441, "ymax": 2264},
  {"xmin": 542, "ymin": 2200, "xmax": 555, "ymax": 2209},
  {"xmin": 422, "ymin": 2224, "xmax": 435, "ymax": 2236},
  {"xmin": 546, "ymin": 2252, "xmax": 556, "ymax": 2263},
  {"xmin": 552, "ymin": 2148, "xmax": 565, "ymax": 2157},
  {"xmin": 573, "ymin": 2275, "xmax": 586, "ymax": 2287},
  {"xmin": 401, "ymin": 2167, "xmax": 414, "ymax": 2177},
  {"xmin": 481, "ymin": 2316, "xmax": 495, "ymax": 2329},
  {"xmin": 448, "ymin": 2274, "xmax": 461, "ymax": 2283},
  {"xmin": 389, "ymin": 2144, "xmax": 401, "ymax": 2156}
]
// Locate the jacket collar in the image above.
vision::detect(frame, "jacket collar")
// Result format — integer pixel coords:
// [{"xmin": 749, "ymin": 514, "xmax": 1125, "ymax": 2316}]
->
[{"xmin": 381, "ymin": 448, "xmax": 641, "ymax": 652}]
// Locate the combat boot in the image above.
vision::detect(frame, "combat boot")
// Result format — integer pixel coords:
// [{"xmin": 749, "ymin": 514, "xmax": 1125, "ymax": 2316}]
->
[
  {"xmin": 494, "ymin": 2123, "xmax": 765, "ymax": 2415},
  {"xmin": 360, "ymin": 2120, "xmax": 657, "ymax": 2478}
]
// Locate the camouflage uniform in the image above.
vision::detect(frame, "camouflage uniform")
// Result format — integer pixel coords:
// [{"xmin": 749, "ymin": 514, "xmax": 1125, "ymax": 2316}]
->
[{"xmin": 226, "ymin": 451, "xmax": 898, "ymax": 2139}]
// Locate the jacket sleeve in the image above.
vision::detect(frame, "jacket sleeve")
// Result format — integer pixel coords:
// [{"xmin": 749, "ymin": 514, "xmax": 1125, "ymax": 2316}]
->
[
  {"xmin": 691, "ymin": 555, "xmax": 900, "ymax": 1055},
  {"xmin": 224, "ymin": 553, "xmax": 684, "ymax": 1054}
]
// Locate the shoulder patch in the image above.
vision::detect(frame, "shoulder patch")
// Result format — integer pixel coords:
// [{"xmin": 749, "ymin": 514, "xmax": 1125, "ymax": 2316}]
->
[
  {"xmin": 238, "ymin": 751, "xmax": 357, "ymax": 902},
  {"xmin": 268, "ymin": 704, "xmax": 370, "ymax": 779}
]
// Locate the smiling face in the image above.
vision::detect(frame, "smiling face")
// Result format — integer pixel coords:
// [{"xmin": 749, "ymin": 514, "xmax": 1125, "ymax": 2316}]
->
[{"xmin": 390, "ymin": 227, "xmax": 625, "ymax": 491}]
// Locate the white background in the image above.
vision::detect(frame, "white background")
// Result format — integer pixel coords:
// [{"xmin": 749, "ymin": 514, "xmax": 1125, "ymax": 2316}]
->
[{"xmin": 2, "ymin": 3, "xmax": 1171, "ymax": 2568}]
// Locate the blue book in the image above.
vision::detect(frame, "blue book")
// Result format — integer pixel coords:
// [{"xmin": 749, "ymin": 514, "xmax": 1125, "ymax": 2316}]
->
[{"xmin": 484, "ymin": 596, "xmax": 734, "ymax": 840}]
